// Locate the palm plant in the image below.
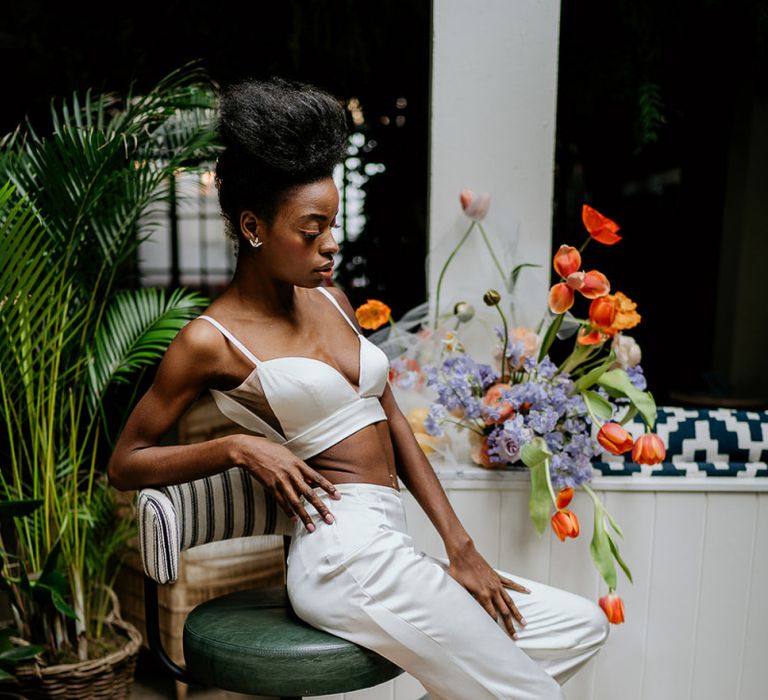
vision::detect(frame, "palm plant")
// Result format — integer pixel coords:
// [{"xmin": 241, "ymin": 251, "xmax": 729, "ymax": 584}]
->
[{"xmin": 0, "ymin": 59, "xmax": 221, "ymax": 662}]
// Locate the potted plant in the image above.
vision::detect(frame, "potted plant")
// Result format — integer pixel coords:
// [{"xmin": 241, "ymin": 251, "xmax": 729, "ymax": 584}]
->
[{"xmin": 0, "ymin": 60, "xmax": 219, "ymax": 697}]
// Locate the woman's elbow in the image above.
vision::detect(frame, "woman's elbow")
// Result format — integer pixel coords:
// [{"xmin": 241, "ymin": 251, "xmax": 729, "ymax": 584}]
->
[{"xmin": 107, "ymin": 452, "xmax": 133, "ymax": 492}]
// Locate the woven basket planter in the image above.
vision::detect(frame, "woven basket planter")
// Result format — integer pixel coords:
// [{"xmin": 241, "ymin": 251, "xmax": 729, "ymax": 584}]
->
[{"xmin": 5, "ymin": 588, "xmax": 141, "ymax": 700}]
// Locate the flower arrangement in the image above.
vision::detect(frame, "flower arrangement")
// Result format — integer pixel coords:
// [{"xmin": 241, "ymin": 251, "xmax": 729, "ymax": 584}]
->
[{"xmin": 353, "ymin": 192, "xmax": 667, "ymax": 625}]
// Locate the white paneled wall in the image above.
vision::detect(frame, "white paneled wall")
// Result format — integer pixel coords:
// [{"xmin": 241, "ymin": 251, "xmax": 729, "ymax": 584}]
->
[{"xmin": 312, "ymin": 472, "xmax": 767, "ymax": 700}]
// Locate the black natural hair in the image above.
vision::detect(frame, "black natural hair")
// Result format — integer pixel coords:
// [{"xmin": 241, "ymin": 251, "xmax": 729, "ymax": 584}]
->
[{"xmin": 214, "ymin": 75, "xmax": 350, "ymax": 255}]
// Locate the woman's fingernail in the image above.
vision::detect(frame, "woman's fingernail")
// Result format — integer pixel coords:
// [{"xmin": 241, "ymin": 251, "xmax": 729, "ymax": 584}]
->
[
  {"xmin": 307, "ymin": 523, "xmax": 315, "ymax": 532},
  {"xmin": 521, "ymin": 618, "xmax": 528, "ymax": 626},
  {"xmin": 325, "ymin": 513, "xmax": 334, "ymax": 523},
  {"xmin": 513, "ymin": 632, "xmax": 519, "ymax": 640}
]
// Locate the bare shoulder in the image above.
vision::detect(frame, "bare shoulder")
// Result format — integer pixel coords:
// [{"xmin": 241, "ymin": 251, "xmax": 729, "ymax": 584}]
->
[
  {"xmin": 322, "ymin": 285, "xmax": 364, "ymax": 333},
  {"xmin": 158, "ymin": 316, "xmax": 230, "ymax": 389}
]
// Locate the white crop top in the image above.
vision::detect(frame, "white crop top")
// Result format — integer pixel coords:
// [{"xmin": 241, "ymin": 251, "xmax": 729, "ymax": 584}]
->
[{"xmin": 197, "ymin": 286, "xmax": 390, "ymax": 460}]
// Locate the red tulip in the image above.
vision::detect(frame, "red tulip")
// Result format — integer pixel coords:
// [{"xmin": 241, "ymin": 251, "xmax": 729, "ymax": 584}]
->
[
  {"xmin": 553, "ymin": 245, "xmax": 581, "ymax": 278},
  {"xmin": 548, "ymin": 283, "xmax": 574, "ymax": 314},
  {"xmin": 580, "ymin": 270, "xmax": 611, "ymax": 299},
  {"xmin": 599, "ymin": 593, "xmax": 625, "ymax": 624},
  {"xmin": 582, "ymin": 204, "xmax": 622, "ymax": 245},
  {"xmin": 556, "ymin": 487, "xmax": 574, "ymax": 509},
  {"xmin": 551, "ymin": 508, "xmax": 580, "ymax": 541},
  {"xmin": 589, "ymin": 296, "xmax": 618, "ymax": 329},
  {"xmin": 597, "ymin": 423, "xmax": 634, "ymax": 455},
  {"xmin": 632, "ymin": 433, "xmax": 666, "ymax": 465}
]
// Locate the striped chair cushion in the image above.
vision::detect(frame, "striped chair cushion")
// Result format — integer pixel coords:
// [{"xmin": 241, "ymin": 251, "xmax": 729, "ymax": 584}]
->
[
  {"xmin": 137, "ymin": 466, "xmax": 293, "ymax": 584},
  {"xmin": 592, "ymin": 406, "xmax": 768, "ymax": 478}
]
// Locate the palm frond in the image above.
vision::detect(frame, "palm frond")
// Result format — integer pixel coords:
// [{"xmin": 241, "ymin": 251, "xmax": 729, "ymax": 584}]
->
[{"xmin": 86, "ymin": 286, "xmax": 209, "ymax": 411}]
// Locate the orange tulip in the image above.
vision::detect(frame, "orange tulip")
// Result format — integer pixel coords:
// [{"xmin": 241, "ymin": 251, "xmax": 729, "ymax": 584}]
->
[
  {"xmin": 599, "ymin": 593, "xmax": 625, "ymax": 624},
  {"xmin": 553, "ymin": 245, "xmax": 581, "ymax": 278},
  {"xmin": 632, "ymin": 433, "xmax": 666, "ymax": 465},
  {"xmin": 597, "ymin": 422, "xmax": 634, "ymax": 455},
  {"xmin": 469, "ymin": 431, "xmax": 499, "ymax": 469},
  {"xmin": 580, "ymin": 270, "xmax": 611, "ymax": 299},
  {"xmin": 482, "ymin": 383, "xmax": 515, "ymax": 424},
  {"xmin": 604, "ymin": 291, "xmax": 642, "ymax": 332},
  {"xmin": 548, "ymin": 283, "xmax": 574, "ymax": 314},
  {"xmin": 556, "ymin": 487, "xmax": 574, "ymax": 509},
  {"xmin": 565, "ymin": 270, "xmax": 585, "ymax": 290},
  {"xmin": 575, "ymin": 326, "xmax": 608, "ymax": 346},
  {"xmin": 589, "ymin": 296, "xmax": 618, "ymax": 329},
  {"xmin": 355, "ymin": 299, "xmax": 391, "ymax": 330},
  {"xmin": 551, "ymin": 508, "xmax": 580, "ymax": 541},
  {"xmin": 582, "ymin": 204, "xmax": 622, "ymax": 245}
]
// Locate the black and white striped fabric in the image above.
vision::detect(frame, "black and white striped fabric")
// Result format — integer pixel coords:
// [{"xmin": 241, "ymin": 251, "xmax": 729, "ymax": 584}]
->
[{"xmin": 137, "ymin": 466, "xmax": 294, "ymax": 584}]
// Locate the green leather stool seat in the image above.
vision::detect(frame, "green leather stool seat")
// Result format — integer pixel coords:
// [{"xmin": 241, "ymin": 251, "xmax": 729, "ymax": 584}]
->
[{"xmin": 183, "ymin": 585, "xmax": 404, "ymax": 697}]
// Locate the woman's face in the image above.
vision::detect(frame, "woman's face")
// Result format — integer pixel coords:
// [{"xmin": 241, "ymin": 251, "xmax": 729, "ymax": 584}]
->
[{"xmin": 241, "ymin": 177, "xmax": 341, "ymax": 287}]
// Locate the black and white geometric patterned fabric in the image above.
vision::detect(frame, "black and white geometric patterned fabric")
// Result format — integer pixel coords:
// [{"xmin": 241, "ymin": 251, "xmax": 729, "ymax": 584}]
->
[
  {"xmin": 137, "ymin": 466, "xmax": 293, "ymax": 584},
  {"xmin": 592, "ymin": 406, "xmax": 768, "ymax": 479}
]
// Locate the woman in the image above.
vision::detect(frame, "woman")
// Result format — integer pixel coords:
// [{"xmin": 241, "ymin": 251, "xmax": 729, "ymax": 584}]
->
[{"xmin": 108, "ymin": 76, "xmax": 609, "ymax": 700}]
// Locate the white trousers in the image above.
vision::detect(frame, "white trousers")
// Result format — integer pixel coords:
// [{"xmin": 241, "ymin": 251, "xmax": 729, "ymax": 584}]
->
[{"xmin": 286, "ymin": 482, "xmax": 610, "ymax": 700}]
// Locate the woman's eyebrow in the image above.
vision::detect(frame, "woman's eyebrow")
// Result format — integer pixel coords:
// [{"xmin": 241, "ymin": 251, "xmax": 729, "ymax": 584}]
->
[{"xmin": 297, "ymin": 211, "xmax": 339, "ymax": 222}]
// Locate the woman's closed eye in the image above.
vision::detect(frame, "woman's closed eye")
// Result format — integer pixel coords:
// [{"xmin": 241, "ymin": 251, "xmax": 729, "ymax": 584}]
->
[{"xmin": 302, "ymin": 222, "xmax": 341, "ymax": 239}]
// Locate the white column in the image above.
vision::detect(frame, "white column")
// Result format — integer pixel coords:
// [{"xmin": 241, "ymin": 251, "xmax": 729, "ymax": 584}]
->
[{"xmin": 428, "ymin": 0, "xmax": 562, "ymax": 365}]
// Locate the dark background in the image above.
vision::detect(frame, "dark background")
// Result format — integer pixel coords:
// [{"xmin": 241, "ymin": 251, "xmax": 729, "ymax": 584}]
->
[{"xmin": 3, "ymin": 0, "xmax": 768, "ymax": 405}]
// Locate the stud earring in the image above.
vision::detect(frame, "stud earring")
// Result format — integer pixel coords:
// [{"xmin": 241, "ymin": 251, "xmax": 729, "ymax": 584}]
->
[{"xmin": 249, "ymin": 236, "xmax": 263, "ymax": 248}]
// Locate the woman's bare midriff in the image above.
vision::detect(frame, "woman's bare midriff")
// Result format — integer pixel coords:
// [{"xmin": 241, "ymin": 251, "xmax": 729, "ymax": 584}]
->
[{"xmin": 305, "ymin": 419, "xmax": 401, "ymax": 493}]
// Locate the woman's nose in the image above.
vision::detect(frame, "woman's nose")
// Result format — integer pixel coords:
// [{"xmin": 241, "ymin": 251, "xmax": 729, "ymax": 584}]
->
[{"xmin": 321, "ymin": 232, "xmax": 340, "ymax": 254}]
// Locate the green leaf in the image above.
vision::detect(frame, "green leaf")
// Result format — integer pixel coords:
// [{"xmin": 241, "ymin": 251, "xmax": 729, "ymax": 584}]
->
[
  {"xmin": 509, "ymin": 262, "xmax": 541, "ymax": 293},
  {"xmin": 0, "ymin": 644, "xmax": 44, "ymax": 663},
  {"xmin": 538, "ymin": 313, "xmax": 564, "ymax": 363},
  {"xmin": 596, "ymin": 369, "xmax": 657, "ymax": 429},
  {"xmin": 49, "ymin": 588, "xmax": 78, "ymax": 620},
  {"xmin": 588, "ymin": 502, "xmax": 617, "ymax": 590},
  {"xmin": 604, "ymin": 508, "xmax": 625, "ymax": 539},
  {"xmin": 581, "ymin": 390, "xmax": 614, "ymax": 422},
  {"xmin": 528, "ymin": 459, "xmax": 551, "ymax": 535},
  {"xmin": 607, "ymin": 533, "xmax": 633, "ymax": 584},
  {"xmin": 520, "ymin": 438, "xmax": 553, "ymax": 535},
  {"xmin": 573, "ymin": 350, "xmax": 616, "ymax": 392},
  {"xmin": 0, "ymin": 666, "xmax": 16, "ymax": 681}
]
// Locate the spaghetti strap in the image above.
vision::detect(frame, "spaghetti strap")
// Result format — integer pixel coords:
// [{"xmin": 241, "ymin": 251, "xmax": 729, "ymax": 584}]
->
[
  {"xmin": 316, "ymin": 287, "xmax": 360, "ymax": 335},
  {"xmin": 197, "ymin": 315, "xmax": 261, "ymax": 366}
]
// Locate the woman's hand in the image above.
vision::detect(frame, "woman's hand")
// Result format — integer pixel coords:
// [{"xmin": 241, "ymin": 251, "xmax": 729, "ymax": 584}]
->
[
  {"xmin": 447, "ymin": 541, "xmax": 531, "ymax": 640},
  {"xmin": 233, "ymin": 434, "xmax": 340, "ymax": 532}
]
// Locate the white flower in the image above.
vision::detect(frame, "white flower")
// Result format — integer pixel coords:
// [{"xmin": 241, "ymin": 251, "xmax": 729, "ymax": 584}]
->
[{"xmin": 611, "ymin": 333, "xmax": 641, "ymax": 369}]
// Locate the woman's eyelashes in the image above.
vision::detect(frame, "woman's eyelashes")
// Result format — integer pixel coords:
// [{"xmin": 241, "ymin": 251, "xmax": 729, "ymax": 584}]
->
[{"xmin": 301, "ymin": 222, "xmax": 341, "ymax": 238}]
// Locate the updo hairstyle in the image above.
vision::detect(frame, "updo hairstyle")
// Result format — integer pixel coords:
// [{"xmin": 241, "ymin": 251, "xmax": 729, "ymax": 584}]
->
[{"xmin": 214, "ymin": 75, "xmax": 349, "ymax": 254}]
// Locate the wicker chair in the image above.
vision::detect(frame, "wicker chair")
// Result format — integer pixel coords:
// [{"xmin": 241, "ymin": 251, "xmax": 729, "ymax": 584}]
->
[{"xmin": 137, "ymin": 465, "xmax": 404, "ymax": 699}]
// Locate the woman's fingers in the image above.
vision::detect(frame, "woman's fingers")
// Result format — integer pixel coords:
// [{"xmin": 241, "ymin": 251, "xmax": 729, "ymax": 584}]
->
[
  {"xmin": 498, "ymin": 574, "xmax": 531, "ymax": 594},
  {"xmin": 493, "ymin": 590, "xmax": 520, "ymax": 639}
]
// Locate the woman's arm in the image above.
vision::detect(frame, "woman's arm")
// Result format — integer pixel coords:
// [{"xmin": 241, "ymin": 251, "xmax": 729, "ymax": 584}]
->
[
  {"xmin": 107, "ymin": 317, "xmax": 341, "ymax": 531},
  {"xmin": 322, "ymin": 287, "xmax": 532, "ymax": 638},
  {"xmin": 324, "ymin": 287, "xmax": 473, "ymax": 555}
]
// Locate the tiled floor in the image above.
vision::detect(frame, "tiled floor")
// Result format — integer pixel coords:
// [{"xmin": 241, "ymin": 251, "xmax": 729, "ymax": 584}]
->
[
  {"xmin": 129, "ymin": 648, "xmax": 272, "ymax": 699},
  {"xmin": 129, "ymin": 648, "xmax": 431, "ymax": 700}
]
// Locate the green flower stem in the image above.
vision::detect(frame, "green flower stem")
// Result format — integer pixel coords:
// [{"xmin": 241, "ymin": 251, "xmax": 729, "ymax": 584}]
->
[
  {"xmin": 492, "ymin": 302, "xmax": 510, "ymax": 382},
  {"xmin": 444, "ymin": 417, "xmax": 485, "ymax": 436},
  {"xmin": 387, "ymin": 317, "xmax": 407, "ymax": 355},
  {"xmin": 433, "ymin": 221, "xmax": 475, "ymax": 330},
  {"xmin": 477, "ymin": 222, "xmax": 507, "ymax": 289},
  {"xmin": 581, "ymin": 389, "xmax": 605, "ymax": 430},
  {"xmin": 543, "ymin": 455, "xmax": 558, "ymax": 507}
]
